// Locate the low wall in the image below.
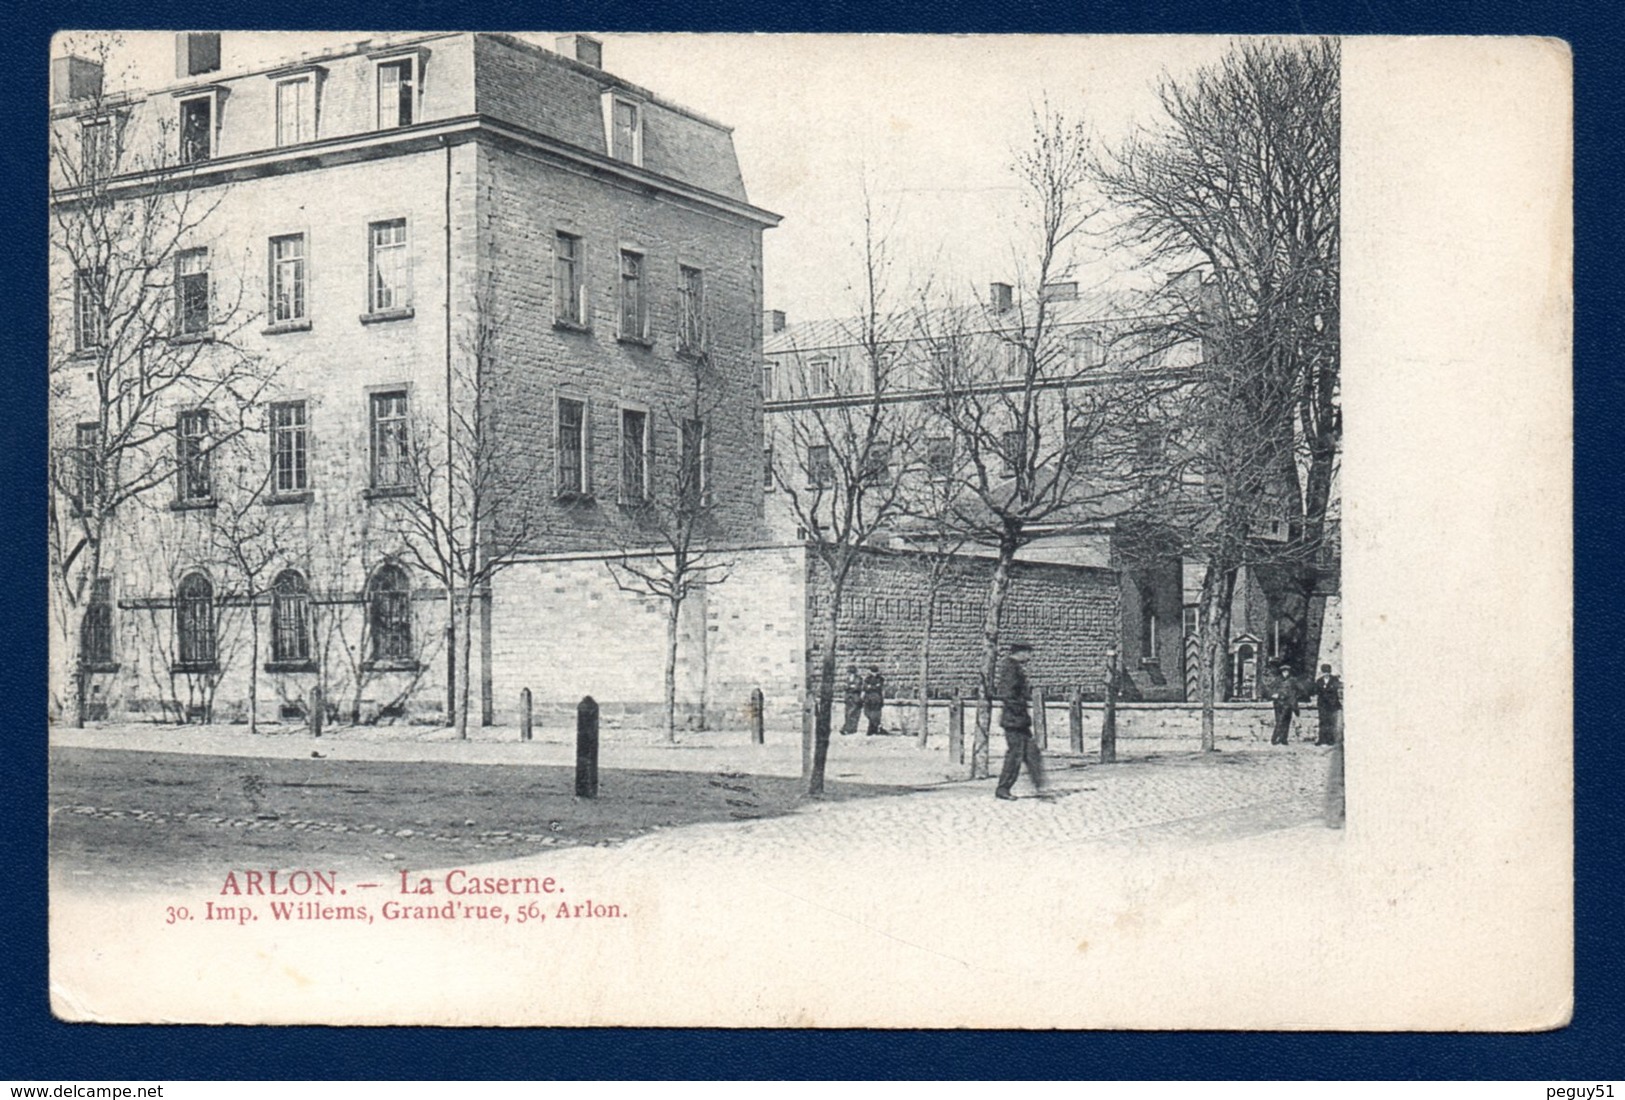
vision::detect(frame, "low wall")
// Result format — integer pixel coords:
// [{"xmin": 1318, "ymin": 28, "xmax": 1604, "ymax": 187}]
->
[{"xmin": 867, "ymin": 699, "xmax": 1335, "ymax": 751}]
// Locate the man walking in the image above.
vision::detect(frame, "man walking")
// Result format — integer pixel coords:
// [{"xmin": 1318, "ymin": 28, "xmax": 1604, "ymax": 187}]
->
[
  {"xmin": 861, "ymin": 665, "xmax": 887, "ymax": 736},
  {"xmin": 1314, "ymin": 663, "xmax": 1343, "ymax": 746},
  {"xmin": 1269, "ymin": 663, "xmax": 1299, "ymax": 745},
  {"xmin": 994, "ymin": 642, "xmax": 1049, "ymax": 800},
  {"xmin": 841, "ymin": 664, "xmax": 863, "ymax": 735}
]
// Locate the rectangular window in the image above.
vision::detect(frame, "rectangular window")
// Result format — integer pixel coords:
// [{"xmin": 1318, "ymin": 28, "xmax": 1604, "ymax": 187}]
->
[
  {"xmin": 276, "ymin": 77, "xmax": 314, "ymax": 146},
  {"xmin": 761, "ymin": 363, "xmax": 776, "ymax": 400},
  {"xmin": 74, "ymin": 268, "xmax": 104, "ymax": 351},
  {"xmin": 1062, "ymin": 423, "xmax": 1093, "ymax": 472},
  {"xmin": 1072, "ymin": 329, "xmax": 1105, "ymax": 369},
  {"xmin": 270, "ymin": 401, "xmax": 309, "ymax": 493},
  {"xmin": 554, "ymin": 233, "xmax": 584, "ymax": 326},
  {"xmin": 376, "ymin": 59, "xmax": 415, "ymax": 129},
  {"xmin": 176, "ymin": 409, "xmax": 212, "ymax": 502},
  {"xmin": 860, "ymin": 443, "xmax": 890, "ymax": 488},
  {"xmin": 175, "ymin": 247, "xmax": 210, "ymax": 335},
  {"xmin": 926, "ymin": 436, "xmax": 953, "ymax": 480},
  {"xmin": 1183, "ymin": 606, "xmax": 1200, "ymax": 637},
  {"xmin": 1001, "ymin": 429, "xmax": 1026, "ymax": 477},
  {"xmin": 81, "ymin": 118, "xmax": 113, "ymax": 178},
  {"xmin": 810, "ymin": 357, "xmax": 833, "ymax": 395},
  {"xmin": 178, "ymin": 96, "xmax": 212, "ymax": 163},
  {"xmin": 763, "ymin": 445, "xmax": 775, "ymax": 490},
  {"xmin": 619, "ymin": 250, "xmax": 646, "ymax": 340},
  {"xmin": 75, "ymin": 422, "xmax": 100, "ymax": 512},
  {"xmin": 620, "ymin": 408, "xmax": 649, "ymax": 501},
  {"xmin": 808, "ymin": 443, "xmax": 833, "ymax": 489},
  {"xmin": 1140, "ymin": 584, "xmax": 1159, "ymax": 661},
  {"xmin": 269, "ymin": 234, "xmax": 307, "ymax": 323},
  {"xmin": 680, "ymin": 418, "xmax": 709, "ymax": 508},
  {"xmin": 369, "ymin": 390, "xmax": 409, "ymax": 489},
  {"xmin": 678, "ymin": 265, "xmax": 705, "ymax": 354},
  {"xmin": 557, "ymin": 397, "xmax": 586, "ymax": 495},
  {"xmin": 368, "ymin": 220, "xmax": 410, "ymax": 313},
  {"xmin": 611, "ymin": 98, "xmax": 640, "ymax": 163}
]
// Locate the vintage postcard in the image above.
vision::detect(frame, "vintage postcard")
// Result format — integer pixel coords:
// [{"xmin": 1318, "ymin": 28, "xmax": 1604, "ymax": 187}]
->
[{"xmin": 45, "ymin": 32, "xmax": 1571, "ymax": 1028}]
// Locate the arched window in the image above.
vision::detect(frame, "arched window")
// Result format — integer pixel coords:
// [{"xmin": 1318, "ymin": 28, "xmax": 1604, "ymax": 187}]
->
[
  {"xmin": 271, "ymin": 570, "xmax": 311, "ymax": 664},
  {"xmin": 81, "ymin": 577, "xmax": 114, "ymax": 668},
  {"xmin": 368, "ymin": 564, "xmax": 412, "ymax": 662},
  {"xmin": 176, "ymin": 572, "xmax": 215, "ymax": 667}
]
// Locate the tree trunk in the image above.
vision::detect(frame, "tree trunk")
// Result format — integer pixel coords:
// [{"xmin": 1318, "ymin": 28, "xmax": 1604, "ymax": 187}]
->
[
  {"xmin": 445, "ymin": 580, "xmax": 457, "ymax": 729},
  {"xmin": 1198, "ymin": 567, "xmax": 1223, "ymax": 753},
  {"xmin": 974, "ymin": 542, "xmax": 1016, "ymax": 780},
  {"xmin": 916, "ymin": 562, "xmax": 939, "ymax": 748},
  {"xmin": 248, "ymin": 597, "xmax": 260, "ymax": 736},
  {"xmin": 664, "ymin": 596, "xmax": 680, "ymax": 743},
  {"xmin": 456, "ymin": 588, "xmax": 475, "ymax": 741},
  {"xmin": 809, "ymin": 593, "xmax": 841, "ymax": 797}
]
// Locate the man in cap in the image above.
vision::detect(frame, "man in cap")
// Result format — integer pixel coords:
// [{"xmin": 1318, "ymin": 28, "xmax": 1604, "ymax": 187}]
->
[
  {"xmin": 1313, "ymin": 663, "xmax": 1343, "ymax": 746},
  {"xmin": 841, "ymin": 664, "xmax": 863, "ymax": 735},
  {"xmin": 1269, "ymin": 663, "xmax": 1300, "ymax": 745},
  {"xmin": 861, "ymin": 665, "xmax": 887, "ymax": 736},
  {"xmin": 994, "ymin": 641, "xmax": 1049, "ymax": 800}
]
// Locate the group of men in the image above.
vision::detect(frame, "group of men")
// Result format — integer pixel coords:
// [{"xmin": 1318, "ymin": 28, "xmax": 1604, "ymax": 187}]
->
[
  {"xmin": 840, "ymin": 665, "xmax": 889, "ymax": 737},
  {"xmin": 1269, "ymin": 663, "xmax": 1345, "ymax": 746}
]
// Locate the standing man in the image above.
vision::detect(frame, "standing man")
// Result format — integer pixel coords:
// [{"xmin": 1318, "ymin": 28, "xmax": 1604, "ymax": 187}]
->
[
  {"xmin": 1269, "ymin": 663, "xmax": 1299, "ymax": 745},
  {"xmin": 1314, "ymin": 663, "xmax": 1343, "ymax": 746},
  {"xmin": 841, "ymin": 664, "xmax": 863, "ymax": 735},
  {"xmin": 994, "ymin": 642, "xmax": 1049, "ymax": 800},
  {"xmin": 861, "ymin": 665, "xmax": 887, "ymax": 736}
]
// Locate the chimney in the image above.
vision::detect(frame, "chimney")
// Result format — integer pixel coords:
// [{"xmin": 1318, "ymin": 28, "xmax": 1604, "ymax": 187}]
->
[
  {"xmin": 989, "ymin": 282, "xmax": 1013, "ymax": 314},
  {"xmin": 50, "ymin": 56, "xmax": 104, "ymax": 105},
  {"xmin": 764, "ymin": 309, "xmax": 787, "ymax": 334},
  {"xmin": 175, "ymin": 32, "xmax": 222, "ymax": 78},
  {"xmin": 555, "ymin": 34, "xmax": 603, "ymax": 69},
  {"xmin": 1040, "ymin": 281, "xmax": 1078, "ymax": 303}
]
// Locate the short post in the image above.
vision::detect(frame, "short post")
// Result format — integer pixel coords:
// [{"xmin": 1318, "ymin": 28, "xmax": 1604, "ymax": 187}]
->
[
  {"xmin": 1032, "ymin": 686, "xmax": 1048, "ymax": 751},
  {"xmin": 519, "ymin": 688, "xmax": 533, "ymax": 742},
  {"xmin": 1324, "ymin": 739, "xmax": 1345, "ymax": 828},
  {"xmin": 1068, "ymin": 685, "xmax": 1083, "ymax": 753},
  {"xmin": 309, "ymin": 686, "xmax": 324, "ymax": 739},
  {"xmin": 948, "ymin": 696, "xmax": 965, "ymax": 765},
  {"xmin": 750, "ymin": 687, "xmax": 765, "ymax": 745},
  {"xmin": 1101, "ymin": 648, "xmax": 1119, "ymax": 765},
  {"xmin": 575, "ymin": 696, "xmax": 599, "ymax": 799}
]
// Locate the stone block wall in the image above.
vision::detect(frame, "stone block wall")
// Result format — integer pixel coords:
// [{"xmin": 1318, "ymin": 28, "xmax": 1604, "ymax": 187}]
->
[{"xmin": 808, "ymin": 547, "xmax": 1121, "ymax": 700}]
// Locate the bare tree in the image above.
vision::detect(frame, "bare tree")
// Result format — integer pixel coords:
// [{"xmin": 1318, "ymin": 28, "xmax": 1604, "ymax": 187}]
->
[
  {"xmin": 915, "ymin": 108, "xmax": 1153, "ymax": 778},
  {"xmin": 206, "ymin": 444, "xmax": 295, "ymax": 735},
  {"xmin": 770, "ymin": 190, "xmax": 920, "ymax": 796},
  {"xmin": 49, "ymin": 38, "xmax": 273, "ymax": 725},
  {"xmin": 382, "ymin": 275, "xmax": 542, "ymax": 739},
  {"xmin": 605, "ymin": 353, "xmax": 736, "ymax": 742},
  {"xmin": 1097, "ymin": 38, "xmax": 1341, "ymax": 674}
]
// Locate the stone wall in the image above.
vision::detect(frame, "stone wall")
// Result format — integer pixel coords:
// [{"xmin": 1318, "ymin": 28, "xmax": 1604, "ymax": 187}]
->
[{"xmin": 808, "ymin": 547, "xmax": 1121, "ymax": 700}]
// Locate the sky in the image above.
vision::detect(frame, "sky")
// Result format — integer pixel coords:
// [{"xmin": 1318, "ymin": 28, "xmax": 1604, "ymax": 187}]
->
[{"xmin": 63, "ymin": 31, "xmax": 1242, "ymax": 323}]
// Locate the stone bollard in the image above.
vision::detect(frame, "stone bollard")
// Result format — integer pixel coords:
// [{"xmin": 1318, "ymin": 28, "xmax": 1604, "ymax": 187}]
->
[
  {"xmin": 750, "ymin": 687, "xmax": 765, "ymax": 745},
  {"xmin": 575, "ymin": 696, "xmax": 599, "ymax": 799},
  {"xmin": 1101, "ymin": 649, "xmax": 1119, "ymax": 764},
  {"xmin": 1324, "ymin": 740, "xmax": 1345, "ymax": 828},
  {"xmin": 1068, "ymin": 686, "xmax": 1083, "ymax": 753},
  {"xmin": 1032, "ymin": 686, "xmax": 1048, "ymax": 750},
  {"xmin": 519, "ymin": 688, "xmax": 533, "ymax": 742},
  {"xmin": 948, "ymin": 697, "xmax": 965, "ymax": 765},
  {"xmin": 309, "ymin": 686, "xmax": 324, "ymax": 739}
]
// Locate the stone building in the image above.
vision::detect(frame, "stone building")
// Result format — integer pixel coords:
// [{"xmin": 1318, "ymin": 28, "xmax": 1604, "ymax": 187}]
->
[{"xmin": 48, "ymin": 31, "xmax": 781, "ymax": 725}]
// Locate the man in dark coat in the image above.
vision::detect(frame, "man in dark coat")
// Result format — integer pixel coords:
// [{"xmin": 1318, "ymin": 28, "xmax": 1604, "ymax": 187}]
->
[
  {"xmin": 1269, "ymin": 663, "xmax": 1299, "ymax": 745},
  {"xmin": 1314, "ymin": 663, "xmax": 1343, "ymax": 746},
  {"xmin": 841, "ymin": 664, "xmax": 862, "ymax": 735},
  {"xmin": 994, "ymin": 642, "xmax": 1049, "ymax": 800},
  {"xmin": 861, "ymin": 665, "xmax": 886, "ymax": 736}
]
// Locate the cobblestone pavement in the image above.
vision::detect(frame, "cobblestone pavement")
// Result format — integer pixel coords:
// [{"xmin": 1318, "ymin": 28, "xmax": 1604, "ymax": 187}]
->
[{"xmin": 608, "ymin": 746, "xmax": 1334, "ymax": 869}]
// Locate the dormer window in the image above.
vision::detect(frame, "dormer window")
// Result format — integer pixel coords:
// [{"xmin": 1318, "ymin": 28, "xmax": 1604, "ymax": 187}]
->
[
  {"xmin": 269, "ymin": 66, "xmax": 324, "ymax": 146},
  {"xmin": 602, "ymin": 92, "xmax": 643, "ymax": 166},
  {"xmin": 177, "ymin": 93, "xmax": 214, "ymax": 164},
  {"xmin": 375, "ymin": 57, "xmax": 417, "ymax": 129}
]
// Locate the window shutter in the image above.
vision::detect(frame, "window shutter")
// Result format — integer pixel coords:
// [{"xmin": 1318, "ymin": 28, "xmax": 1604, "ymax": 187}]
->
[
  {"xmin": 700, "ymin": 421, "xmax": 712, "ymax": 507},
  {"xmin": 582, "ymin": 396, "xmax": 594, "ymax": 496},
  {"xmin": 613, "ymin": 402, "xmax": 625, "ymax": 503},
  {"xmin": 552, "ymin": 392, "xmax": 564, "ymax": 496}
]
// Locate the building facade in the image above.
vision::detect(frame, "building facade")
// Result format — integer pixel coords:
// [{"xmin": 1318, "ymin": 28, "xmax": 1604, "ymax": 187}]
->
[{"xmin": 49, "ymin": 32, "xmax": 779, "ymax": 725}]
